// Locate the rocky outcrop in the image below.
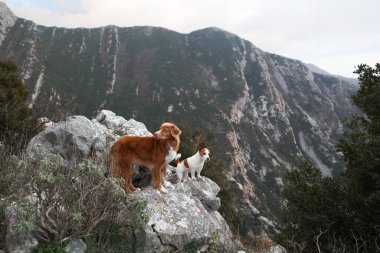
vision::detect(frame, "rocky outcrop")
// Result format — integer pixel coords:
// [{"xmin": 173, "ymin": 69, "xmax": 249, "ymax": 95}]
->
[
  {"xmin": 18, "ymin": 111, "xmax": 237, "ymax": 252},
  {"xmin": 135, "ymin": 177, "xmax": 233, "ymax": 252},
  {"xmin": 0, "ymin": 2, "xmax": 16, "ymax": 45},
  {"xmin": 26, "ymin": 110, "xmax": 150, "ymax": 164}
]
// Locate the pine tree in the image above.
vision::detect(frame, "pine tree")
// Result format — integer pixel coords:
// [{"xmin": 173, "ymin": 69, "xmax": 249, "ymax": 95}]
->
[
  {"xmin": 276, "ymin": 63, "xmax": 380, "ymax": 252},
  {"xmin": 0, "ymin": 60, "xmax": 36, "ymax": 152},
  {"xmin": 337, "ymin": 63, "xmax": 380, "ymax": 250},
  {"xmin": 275, "ymin": 160, "xmax": 345, "ymax": 252}
]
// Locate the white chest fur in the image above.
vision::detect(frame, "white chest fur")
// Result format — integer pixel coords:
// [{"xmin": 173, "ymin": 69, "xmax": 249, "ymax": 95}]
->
[{"xmin": 165, "ymin": 146, "xmax": 177, "ymax": 163}]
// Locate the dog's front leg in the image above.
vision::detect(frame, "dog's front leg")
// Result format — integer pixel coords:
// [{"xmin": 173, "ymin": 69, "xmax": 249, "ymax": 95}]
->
[
  {"xmin": 197, "ymin": 169, "xmax": 204, "ymax": 180},
  {"xmin": 190, "ymin": 170, "xmax": 196, "ymax": 180},
  {"xmin": 152, "ymin": 165, "xmax": 167, "ymax": 194}
]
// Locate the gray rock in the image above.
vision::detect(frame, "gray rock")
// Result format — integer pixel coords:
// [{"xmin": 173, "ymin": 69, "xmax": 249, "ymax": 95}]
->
[
  {"xmin": 96, "ymin": 110, "xmax": 151, "ymax": 136},
  {"xmin": 26, "ymin": 115, "xmax": 109, "ymax": 162},
  {"xmin": 64, "ymin": 239, "xmax": 87, "ymax": 253},
  {"xmin": 270, "ymin": 245, "xmax": 287, "ymax": 253},
  {"xmin": 135, "ymin": 177, "xmax": 234, "ymax": 252},
  {"xmin": 186, "ymin": 179, "xmax": 221, "ymax": 211},
  {"xmin": 26, "ymin": 111, "xmax": 151, "ymax": 165}
]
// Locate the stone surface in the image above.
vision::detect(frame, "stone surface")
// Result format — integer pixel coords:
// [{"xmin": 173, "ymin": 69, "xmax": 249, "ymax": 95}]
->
[
  {"xmin": 135, "ymin": 176, "xmax": 234, "ymax": 252},
  {"xmin": 64, "ymin": 239, "xmax": 87, "ymax": 253},
  {"xmin": 26, "ymin": 110, "xmax": 151, "ymax": 164}
]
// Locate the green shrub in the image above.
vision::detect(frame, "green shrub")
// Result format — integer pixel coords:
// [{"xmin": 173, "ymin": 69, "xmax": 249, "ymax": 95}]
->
[
  {"xmin": 0, "ymin": 61, "xmax": 37, "ymax": 153},
  {"xmin": 32, "ymin": 240, "xmax": 67, "ymax": 253},
  {"xmin": 0, "ymin": 203, "xmax": 5, "ymax": 250},
  {"xmin": 2, "ymin": 150, "xmax": 148, "ymax": 250}
]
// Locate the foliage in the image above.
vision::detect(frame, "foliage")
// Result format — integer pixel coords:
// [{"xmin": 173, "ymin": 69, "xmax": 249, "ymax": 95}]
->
[
  {"xmin": 183, "ymin": 239, "xmax": 199, "ymax": 253},
  {"xmin": 176, "ymin": 123, "xmax": 242, "ymax": 234},
  {"xmin": 0, "ymin": 60, "xmax": 37, "ymax": 152},
  {"xmin": 32, "ymin": 240, "xmax": 67, "ymax": 253},
  {"xmin": 275, "ymin": 160, "xmax": 347, "ymax": 252},
  {"xmin": 336, "ymin": 63, "xmax": 380, "ymax": 251},
  {"xmin": 0, "ymin": 203, "xmax": 5, "ymax": 250},
  {"xmin": 0, "ymin": 149, "xmax": 148, "ymax": 250},
  {"xmin": 276, "ymin": 64, "xmax": 380, "ymax": 252}
]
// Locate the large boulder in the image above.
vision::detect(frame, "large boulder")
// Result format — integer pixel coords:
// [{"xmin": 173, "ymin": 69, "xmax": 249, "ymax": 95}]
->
[
  {"xmin": 26, "ymin": 110, "xmax": 151, "ymax": 163},
  {"xmin": 134, "ymin": 177, "xmax": 234, "ymax": 252}
]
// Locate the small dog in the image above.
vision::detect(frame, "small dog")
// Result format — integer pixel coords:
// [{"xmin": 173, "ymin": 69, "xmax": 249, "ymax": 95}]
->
[
  {"xmin": 109, "ymin": 122, "xmax": 181, "ymax": 193},
  {"xmin": 174, "ymin": 148, "xmax": 210, "ymax": 184}
]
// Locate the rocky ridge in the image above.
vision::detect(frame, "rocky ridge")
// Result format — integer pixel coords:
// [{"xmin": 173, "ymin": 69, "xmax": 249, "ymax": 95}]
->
[{"xmin": 4, "ymin": 110, "xmax": 237, "ymax": 252}]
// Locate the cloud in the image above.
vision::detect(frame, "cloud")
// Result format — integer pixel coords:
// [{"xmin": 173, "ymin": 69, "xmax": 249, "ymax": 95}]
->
[{"xmin": 4, "ymin": 0, "xmax": 379, "ymax": 77}]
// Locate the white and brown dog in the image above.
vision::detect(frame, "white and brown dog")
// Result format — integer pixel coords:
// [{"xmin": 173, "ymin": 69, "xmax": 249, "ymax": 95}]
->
[{"xmin": 174, "ymin": 148, "xmax": 210, "ymax": 184}]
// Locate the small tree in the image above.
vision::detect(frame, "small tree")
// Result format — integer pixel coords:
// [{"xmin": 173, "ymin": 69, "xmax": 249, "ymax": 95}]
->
[
  {"xmin": 1, "ymin": 151, "xmax": 148, "ymax": 251},
  {"xmin": 337, "ymin": 63, "xmax": 380, "ymax": 251},
  {"xmin": 276, "ymin": 64, "xmax": 380, "ymax": 252},
  {"xmin": 275, "ymin": 160, "xmax": 345, "ymax": 252},
  {"xmin": 0, "ymin": 60, "xmax": 37, "ymax": 152}
]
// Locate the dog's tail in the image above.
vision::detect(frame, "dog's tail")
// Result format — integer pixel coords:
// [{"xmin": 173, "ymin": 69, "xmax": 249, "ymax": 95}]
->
[{"xmin": 174, "ymin": 153, "xmax": 181, "ymax": 166}]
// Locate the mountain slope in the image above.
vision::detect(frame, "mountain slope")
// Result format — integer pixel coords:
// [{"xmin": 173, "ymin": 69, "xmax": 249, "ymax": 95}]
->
[{"xmin": 0, "ymin": 2, "xmax": 358, "ymax": 237}]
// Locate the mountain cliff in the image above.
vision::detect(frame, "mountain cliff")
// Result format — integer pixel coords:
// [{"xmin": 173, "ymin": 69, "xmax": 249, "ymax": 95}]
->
[{"xmin": 0, "ymin": 2, "xmax": 358, "ymax": 237}]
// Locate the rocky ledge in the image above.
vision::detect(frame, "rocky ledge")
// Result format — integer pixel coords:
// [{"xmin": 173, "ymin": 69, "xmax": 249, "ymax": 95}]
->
[{"xmin": 5, "ymin": 110, "xmax": 238, "ymax": 252}]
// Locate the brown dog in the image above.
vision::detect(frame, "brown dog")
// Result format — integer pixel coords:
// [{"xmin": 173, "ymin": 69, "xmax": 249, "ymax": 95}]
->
[{"xmin": 109, "ymin": 122, "xmax": 181, "ymax": 193}]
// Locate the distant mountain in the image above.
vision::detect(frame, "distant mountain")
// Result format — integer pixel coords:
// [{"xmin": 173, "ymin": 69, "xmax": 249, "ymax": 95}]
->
[
  {"xmin": 0, "ymin": 1, "xmax": 358, "ymax": 237},
  {"xmin": 306, "ymin": 63, "xmax": 331, "ymax": 75},
  {"xmin": 307, "ymin": 63, "xmax": 359, "ymax": 86}
]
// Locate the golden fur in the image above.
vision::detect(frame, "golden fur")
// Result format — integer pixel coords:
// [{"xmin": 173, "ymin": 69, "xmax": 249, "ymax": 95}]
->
[{"xmin": 109, "ymin": 122, "xmax": 181, "ymax": 193}]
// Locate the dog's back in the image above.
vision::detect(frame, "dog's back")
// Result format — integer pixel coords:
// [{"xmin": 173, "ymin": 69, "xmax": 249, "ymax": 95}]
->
[{"xmin": 110, "ymin": 135, "xmax": 165, "ymax": 168}]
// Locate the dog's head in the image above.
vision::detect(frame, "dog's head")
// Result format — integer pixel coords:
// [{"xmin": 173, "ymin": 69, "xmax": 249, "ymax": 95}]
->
[
  {"xmin": 199, "ymin": 147, "xmax": 210, "ymax": 161},
  {"xmin": 154, "ymin": 122, "xmax": 181, "ymax": 140}
]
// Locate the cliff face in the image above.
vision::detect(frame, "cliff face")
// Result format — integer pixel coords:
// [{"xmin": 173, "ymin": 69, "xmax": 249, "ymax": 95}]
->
[{"xmin": 0, "ymin": 2, "xmax": 358, "ymax": 236}]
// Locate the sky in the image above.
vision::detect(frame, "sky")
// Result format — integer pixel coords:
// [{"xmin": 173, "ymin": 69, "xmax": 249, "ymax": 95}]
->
[{"xmin": 3, "ymin": 0, "xmax": 380, "ymax": 78}]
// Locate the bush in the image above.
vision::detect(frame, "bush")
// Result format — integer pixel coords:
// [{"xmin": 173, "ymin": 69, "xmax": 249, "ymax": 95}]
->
[
  {"xmin": 0, "ymin": 61, "xmax": 37, "ymax": 153},
  {"xmin": 0, "ymin": 203, "xmax": 5, "ymax": 250},
  {"xmin": 32, "ymin": 240, "xmax": 67, "ymax": 253},
  {"xmin": 1, "ymin": 150, "xmax": 148, "ymax": 250}
]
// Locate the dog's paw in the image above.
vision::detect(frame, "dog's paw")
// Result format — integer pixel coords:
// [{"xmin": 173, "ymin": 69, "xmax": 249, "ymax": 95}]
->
[
  {"xmin": 163, "ymin": 180, "xmax": 174, "ymax": 190},
  {"xmin": 160, "ymin": 186, "xmax": 168, "ymax": 194},
  {"xmin": 163, "ymin": 180, "xmax": 171, "ymax": 187},
  {"xmin": 134, "ymin": 187, "xmax": 141, "ymax": 192}
]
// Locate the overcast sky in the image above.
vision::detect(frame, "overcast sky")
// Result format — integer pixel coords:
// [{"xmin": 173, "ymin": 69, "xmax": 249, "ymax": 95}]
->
[{"xmin": 4, "ymin": 0, "xmax": 379, "ymax": 78}]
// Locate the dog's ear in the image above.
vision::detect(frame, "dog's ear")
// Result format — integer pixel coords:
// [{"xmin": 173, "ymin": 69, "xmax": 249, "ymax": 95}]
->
[
  {"xmin": 171, "ymin": 126, "xmax": 181, "ymax": 136},
  {"xmin": 199, "ymin": 147, "xmax": 210, "ymax": 153}
]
